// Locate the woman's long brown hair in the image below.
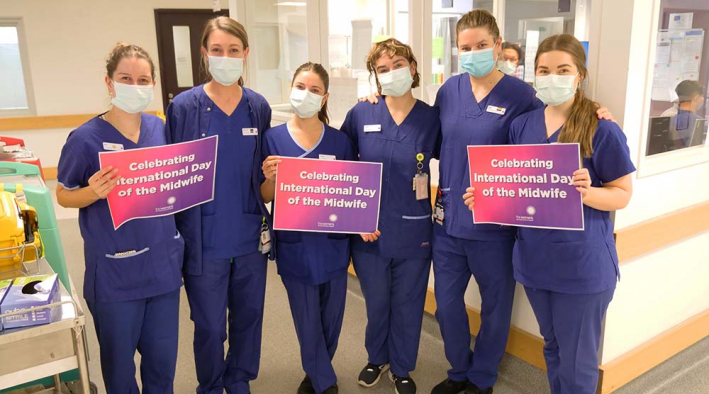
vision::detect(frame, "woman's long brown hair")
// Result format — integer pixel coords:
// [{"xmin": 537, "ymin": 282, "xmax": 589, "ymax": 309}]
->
[{"xmin": 536, "ymin": 34, "xmax": 598, "ymax": 157}]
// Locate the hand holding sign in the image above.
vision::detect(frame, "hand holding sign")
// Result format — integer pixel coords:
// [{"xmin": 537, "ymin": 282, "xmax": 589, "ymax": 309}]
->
[
  {"xmin": 573, "ymin": 168, "xmax": 592, "ymax": 198},
  {"xmin": 273, "ymin": 157, "xmax": 383, "ymax": 234},
  {"xmin": 98, "ymin": 136, "xmax": 218, "ymax": 229},
  {"xmin": 467, "ymin": 144, "xmax": 584, "ymax": 230},
  {"xmin": 88, "ymin": 166, "xmax": 120, "ymax": 199},
  {"xmin": 462, "ymin": 187, "xmax": 475, "ymax": 210},
  {"xmin": 262, "ymin": 155, "xmax": 282, "ymax": 182}
]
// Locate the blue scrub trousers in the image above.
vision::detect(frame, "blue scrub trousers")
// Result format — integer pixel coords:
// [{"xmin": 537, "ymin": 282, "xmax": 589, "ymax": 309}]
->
[
  {"xmin": 87, "ymin": 289, "xmax": 180, "ymax": 394},
  {"xmin": 184, "ymin": 251, "xmax": 268, "ymax": 394},
  {"xmin": 432, "ymin": 225, "xmax": 516, "ymax": 389},
  {"xmin": 352, "ymin": 250, "xmax": 430, "ymax": 377},
  {"xmin": 524, "ymin": 286, "xmax": 614, "ymax": 394},
  {"xmin": 282, "ymin": 273, "xmax": 347, "ymax": 394}
]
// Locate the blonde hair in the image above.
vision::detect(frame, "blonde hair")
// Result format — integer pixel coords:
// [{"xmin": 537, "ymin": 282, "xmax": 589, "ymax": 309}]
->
[
  {"xmin": 366, "ymin": 38, "xmax": 420, "ymax": 94},
  {"xmin": 456, "ymin": 9, "xmax": 500, "ymax": 45},
  {"xmin": 201, "ymin": 16, "xmax": 249, "ymax": 86},
  {"xmin": 106, "ymin": 42, "xmax": 155, "ymax": 80},
  {"xmin": 536, "ymin": 34, "xmax": 598, "ymax": 157}
]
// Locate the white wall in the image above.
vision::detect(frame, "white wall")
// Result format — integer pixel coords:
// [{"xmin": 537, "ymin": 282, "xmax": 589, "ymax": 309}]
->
[
  {"xmin": 0, "ymin": 0, "xmax": 229, "ymax": 166},
  {"xmin": 591, "ymin": 0, "xmax": 709, "ymax": 366},
  {"xmin": 616, "ymin": 0, "xmax": 709, "ymax": 229},
  {"xmin": 602, "ymin": 232, "xmax": 709, "ymax": 364}
]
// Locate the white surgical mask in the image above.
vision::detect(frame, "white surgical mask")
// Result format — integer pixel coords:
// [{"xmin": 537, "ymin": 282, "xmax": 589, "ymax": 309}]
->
[
  {"xmin": 497, "ymin": 60, "xmax": 517, "ymax": 76},
  {"xmin": 208, "ymin": 56, "xmax": 244, "ymax": 86},
  {"xmin": 111, "ymin": 81, "xmax": 153, "ymax": 114},
  {"xmin": 290, "ymin": 88, "xmax": 324, "ymax": 119},
  {"xmin": 535, "ymin": 74, "xmax": 579, "ymax": 106},
  {"xmin": 378, "ymin": 67, "xmax": 414, "ymax": 97}
]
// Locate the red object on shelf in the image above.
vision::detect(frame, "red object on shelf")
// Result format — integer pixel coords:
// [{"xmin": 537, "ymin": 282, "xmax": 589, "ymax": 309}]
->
[
  {"xmin": 0, "ymin": 136, "xmax": 44, "ymax": 180},
  {"xmin": 0, "ymin": 137, "xmax": 26, "ymax": 147}
]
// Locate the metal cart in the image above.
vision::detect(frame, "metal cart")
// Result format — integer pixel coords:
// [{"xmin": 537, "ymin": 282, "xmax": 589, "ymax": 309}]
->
[
  {"xmin": 0, "ymin": 162, "xmax": 96, "ymax": 393},
  {"xmin": 0, "ymin": 256, "xmax": 93, "ymax": 394}
]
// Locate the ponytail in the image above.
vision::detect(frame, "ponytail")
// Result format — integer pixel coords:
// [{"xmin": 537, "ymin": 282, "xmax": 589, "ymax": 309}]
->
[
  {"xmin": 318, "ymin": 100, "xmax": 330, "ymax": 125},
  {"xmin": 559, "ymin": 89, "xmax": 598, "ymax": 158}
]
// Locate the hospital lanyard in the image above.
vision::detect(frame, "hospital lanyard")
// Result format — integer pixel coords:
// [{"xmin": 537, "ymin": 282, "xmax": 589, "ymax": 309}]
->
[{"xmin": 412, "ymin": 153, "xmax": 429, "ymax": 201}]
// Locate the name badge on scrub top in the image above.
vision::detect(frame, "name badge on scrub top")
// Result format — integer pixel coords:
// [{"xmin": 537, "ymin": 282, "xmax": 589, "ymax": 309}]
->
[
  {"xmin": 364, "ymin": 124, "xmax": 382, "ymax": 133},
  {"xmin": 242, "ymin": 128, "xmax": 258, "ymax": 136},
  {"xmin": 319, "ymin": 154, "xmax": 336, "ymax": 161},
  {"xmin": 102, "ymin": 142, "xmax": 124, "ymax": 151},
  {"xmin": 486, "ymin": 105, "xmax": 507, "ymax": 115}
]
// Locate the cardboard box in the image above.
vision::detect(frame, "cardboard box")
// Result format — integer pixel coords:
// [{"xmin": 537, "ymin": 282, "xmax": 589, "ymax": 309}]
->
[
  {"xmin": 0, "ymin": 279, "xmax": 12, "ymax": 331},
  {"xmin": 0, "ymin": 274, "xmax": 60, "ymax": 329}
]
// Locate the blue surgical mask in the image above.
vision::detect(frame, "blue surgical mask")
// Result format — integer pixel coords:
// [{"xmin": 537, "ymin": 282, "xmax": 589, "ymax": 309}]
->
[
  {"xmin": 208, "ymin": 56, "xmax": 244, "ymax": 86},
  {"xmin": 459, "ymin": 48, "xmax": 496, "ymax": 78},
  {"xmin": 290, "ymin": 88, "xmax": 324, "ymax": 119},
  {"xmin": 535, "ymin": 74, "xmax": 579, "ymax": 106},
  {"xmin": 111, "ymin": 81, "xmax": 153, "ymax": 113},
  {"xmin": 378, "ymin": 67, "xmax": 414, "ymax": 97}
]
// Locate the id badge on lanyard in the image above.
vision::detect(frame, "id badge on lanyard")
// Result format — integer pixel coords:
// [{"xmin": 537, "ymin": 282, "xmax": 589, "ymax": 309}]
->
[
  {"xmin": 433, "ymin": 189, "xmax": 445, "ymax": 225},
  {"xmin": 258, "ymin": 218, "xmax": 271, "ymax": 255},
  {"xmin": 412, "ymin": 153, "xmax": 429, "ymax": 201}
]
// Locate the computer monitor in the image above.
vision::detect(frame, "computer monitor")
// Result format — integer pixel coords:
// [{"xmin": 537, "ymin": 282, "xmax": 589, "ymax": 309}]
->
[
  {"xmin": 647, "ymin": 116, "xmax": 672, "ymax": 156},
  {"xmin": 690, "ymin": 118, "xmax": 708, "ymax": 147}
]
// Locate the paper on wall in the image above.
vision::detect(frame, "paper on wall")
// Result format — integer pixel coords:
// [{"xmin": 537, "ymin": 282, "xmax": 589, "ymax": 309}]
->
[{"xmin": 669, "ymin": 13, "xmax": 693, "ymax": 30}]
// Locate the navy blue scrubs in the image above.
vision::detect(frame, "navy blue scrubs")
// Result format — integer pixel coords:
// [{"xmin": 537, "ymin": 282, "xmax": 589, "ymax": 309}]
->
[
  {"xmin": 58, "ymin": 114, "xmax": 184, "ymax": 394},
  {"xmin": 671, "ymin": 109, "xmax": 703, "ymax": 148},
  {"xmin": 433, "ymin": 74, "xmax": 543, "ymax": 388},
  {"xmin": 165, "ymin": 86, "xmax": 272, "ymax": 394},
  {"xmin": 262, "ymin": 122, "xmax": 355, "ymax": 394},
  {"xmin": 341, "ymin": 99, "xmax": 439, "ymax": 377},
  {"xmin": 509, "ymin": 108, "xmax": 635, "ymax": 394}
]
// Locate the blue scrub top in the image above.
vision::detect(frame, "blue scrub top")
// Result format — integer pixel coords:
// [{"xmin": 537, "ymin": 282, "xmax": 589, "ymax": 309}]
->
[
  {"xmin": 57, "ymin": 114, "xmax": 184, "ymax": 303},
  {"xmin": 509, "ymin": 108, "xmax": 636, "ymax": 294},
  {"xmin": 341, "ymin": 99, "xmax": 440, "ymax": 259},
  {"xmin": 435, "ymin": 74, "xmax": 543, "ymax": 241},
  {"xmin": 671, "ymin": 109, "xmax": 703, "ymax": 148},
  {"xmin": 202, "ymin": 94, "xmax": 263, "ymax": 260},
  {"xmin": 165, "ymin": 85, "xmax": 274, "ymax": 276},
  {"xmin": 262, "ymin": 122, "xmax": 356, "ymax": 285}
]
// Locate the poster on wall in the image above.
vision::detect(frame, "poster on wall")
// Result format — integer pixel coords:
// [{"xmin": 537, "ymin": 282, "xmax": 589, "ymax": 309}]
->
[
  {"xmin": 467, "ymin": 144, "xmax": 584, "ymax": 230},
  {"xmin": 99, "ymin": 136, "xmax": 218, "ymax": 229},
  {"xmin": 524, "ymin": 30, "xmax": 540, "ymax": 83},
  {"xmin": 652, "ymin": 29, "xmax": 704, "ymax": 102},
  {"xmin": 669, "ymin": 12, "xmax": 693, "ymax": 30}
]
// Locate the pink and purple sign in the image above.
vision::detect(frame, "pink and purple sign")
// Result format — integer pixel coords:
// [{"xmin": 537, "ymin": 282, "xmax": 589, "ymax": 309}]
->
[
  {"xmin": 99, "ymin": 136, "xmax": 218, "ymax": 229},
  {"xmin": 468, "ymin": 144, "xmax": 584, "ymax": 230},
  {"xmin": 273, "ymin": 157, "xmax": 383, "ymax": 234}
]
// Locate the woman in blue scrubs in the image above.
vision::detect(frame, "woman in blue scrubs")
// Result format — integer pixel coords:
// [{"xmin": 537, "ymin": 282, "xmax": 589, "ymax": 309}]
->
[
  {"xmin": 57, "ymin": 43, "xmax": 184, "ymax": 394},
  {"xmin": 341, "ymin": 38, "xmax": 439, "ymax": 394},
  {"xmin": 465, "ymin": 34, "xmax": 634, "ymax": 394},
  {"xmin": 430, "ymin": 10, "xmax": 615, "ymax": 394},
  {"xmin": 261, "ymin": 62, "xmax": 354, "ymax": 394},
  {"xmin": 165, "ymin": 17, "xmax": 272, "ymax": 394}
]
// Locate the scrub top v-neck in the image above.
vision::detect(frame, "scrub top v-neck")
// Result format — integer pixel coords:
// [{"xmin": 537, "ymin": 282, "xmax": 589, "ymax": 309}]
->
[
  {"xmin": 508, "ymin": 108, "xmax": 636, "ymax": 294},
  {"xmin": 57, "ymin": 114, "xmax": 184, "ymax": 303},
  {"xmin": 201, "ymin": 93, "xmax": 262, "ymax": 260},
  {"xmin": 342, "ymin": 99, "xmax": 440, "ymax": 259},
  {"xmin": 435, "ymin": 73, "xmax": 542, "ymax": 241},
  {"xmin": 262, "ymin": 122, "xmax": 356, "ymax": 285}
]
